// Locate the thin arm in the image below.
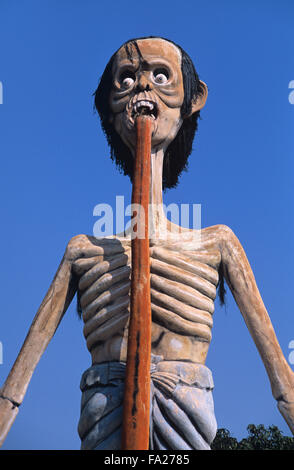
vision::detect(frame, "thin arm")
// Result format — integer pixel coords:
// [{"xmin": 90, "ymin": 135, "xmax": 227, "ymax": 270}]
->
[
  {"xmin": 220, "ymin": 225, "xmax": 294, "ymax": 434},
  {"xmin": 0, "ymin": 253, "xmax": 77, "ymax": 446}
]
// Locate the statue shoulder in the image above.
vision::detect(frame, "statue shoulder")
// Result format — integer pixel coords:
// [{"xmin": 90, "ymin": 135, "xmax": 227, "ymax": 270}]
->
[
  {"xmin": 200, "ymin": 224, "xmax": 239, "ymax": 247},
  {"xmin": 65, "ymin": 234, "xmax": 128, "ymax": 262},
  {"xmin": 198, "ymin": 224, "xmax": 246, "ymax": 265},
  {"xmin": 203, "ymin": 224, "xmax": 250, "ymax": 273}
]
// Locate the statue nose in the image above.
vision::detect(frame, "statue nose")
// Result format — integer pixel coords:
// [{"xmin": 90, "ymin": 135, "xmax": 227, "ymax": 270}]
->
[{"xmin": 136, "ymin": 73, "xmax": 152, "ymax": 91}]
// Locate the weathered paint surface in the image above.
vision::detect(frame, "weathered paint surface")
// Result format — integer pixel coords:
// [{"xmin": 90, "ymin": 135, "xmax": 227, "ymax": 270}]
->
[{"xmin": 121, "ymin": 116, "xmax": 152, "ymax": 450}]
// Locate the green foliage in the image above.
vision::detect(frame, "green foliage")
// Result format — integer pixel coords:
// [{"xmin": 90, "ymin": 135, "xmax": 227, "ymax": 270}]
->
[
  {"xmin": 211, "ymin": 424, "xmax": 294, "ymax": 450},
  {"xmin": 211, "ymin": 428, "xmax": 239, "ymax": 450}
]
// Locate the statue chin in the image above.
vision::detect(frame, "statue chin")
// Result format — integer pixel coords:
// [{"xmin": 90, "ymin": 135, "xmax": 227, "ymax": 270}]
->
[{"xmin": 114, "ymin": 109, "xmax": 182, "ymax": 154}]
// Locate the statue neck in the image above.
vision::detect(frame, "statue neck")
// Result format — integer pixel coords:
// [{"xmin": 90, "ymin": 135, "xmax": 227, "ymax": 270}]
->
[{"xmin": 149, "ymin": 147, "xmax": 167, "ymax": 240}]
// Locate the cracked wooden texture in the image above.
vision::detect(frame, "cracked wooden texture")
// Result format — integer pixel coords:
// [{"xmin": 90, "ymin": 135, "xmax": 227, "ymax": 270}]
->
[{"xmin": 121, "ymin": 115, "xmax": 152, "ymax": 450}]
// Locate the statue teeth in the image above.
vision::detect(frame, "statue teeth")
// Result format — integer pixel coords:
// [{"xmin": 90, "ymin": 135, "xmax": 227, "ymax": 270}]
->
[{"xmin": 134, "ymin": 101, "xmax": 154, "ymax": 112}]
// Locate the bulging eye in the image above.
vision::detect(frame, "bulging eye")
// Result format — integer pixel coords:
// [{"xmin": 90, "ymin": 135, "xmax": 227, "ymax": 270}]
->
[
  {"xmin": 153, "ymin": 68, "xmax": 169, "ymax": 84},
  {"xmin": 122, "ymin": 77, "xmax": 134, "ymax": 88},
  {"xmin": 120, "ymin": 71, "xmax": 136, "ymax": 89}
]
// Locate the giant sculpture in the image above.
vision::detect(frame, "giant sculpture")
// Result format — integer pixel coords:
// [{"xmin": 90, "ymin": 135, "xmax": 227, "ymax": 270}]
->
[{"xmin": 0, "ymin": 37, "xmax": 294, "ymax": 450}]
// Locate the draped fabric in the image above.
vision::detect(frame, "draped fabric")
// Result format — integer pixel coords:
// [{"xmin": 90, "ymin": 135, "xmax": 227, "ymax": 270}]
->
[{"xmin": 78, "ymin": 358, "xmax": 217, "ymax": 450}]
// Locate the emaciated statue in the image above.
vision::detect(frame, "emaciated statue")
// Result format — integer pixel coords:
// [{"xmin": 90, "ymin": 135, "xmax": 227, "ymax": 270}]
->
[{"xmin": 0, "ymin": 37, "xmax": 293, "ymax": 450}]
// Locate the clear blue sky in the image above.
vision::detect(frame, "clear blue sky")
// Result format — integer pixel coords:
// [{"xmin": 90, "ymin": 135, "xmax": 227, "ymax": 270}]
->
[{"xmin": 1, "ymin": 0, "xmax": 294, "ymax": 450}]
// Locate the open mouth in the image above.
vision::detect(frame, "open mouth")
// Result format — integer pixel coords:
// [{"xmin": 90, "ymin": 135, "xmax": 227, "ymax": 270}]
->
[{"xmin": 131, "ymin": 100, "xmax": 158, "ymax": 120}]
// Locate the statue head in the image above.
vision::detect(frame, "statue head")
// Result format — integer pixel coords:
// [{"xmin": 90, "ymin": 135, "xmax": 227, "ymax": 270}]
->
[{"xmin": 94, "ymin": 37, "xmax": 207, "ymax": 189}]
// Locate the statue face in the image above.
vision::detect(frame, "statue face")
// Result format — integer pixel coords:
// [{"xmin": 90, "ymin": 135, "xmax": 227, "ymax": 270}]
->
[{"xmin": 109, "ymin": 38, "xmax": 185, "ymax": 152}]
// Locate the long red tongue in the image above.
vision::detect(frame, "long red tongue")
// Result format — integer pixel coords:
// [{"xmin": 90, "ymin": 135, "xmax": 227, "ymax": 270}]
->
[{"xmin": 121, "ymin": 115, "xmax": 152, "ymax": 450}]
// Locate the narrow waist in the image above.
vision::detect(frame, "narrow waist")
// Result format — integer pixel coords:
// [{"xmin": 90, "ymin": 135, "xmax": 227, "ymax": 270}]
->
[{"xmin": 80, "ymin": 358, "xmax": 214, "ymax": 391}]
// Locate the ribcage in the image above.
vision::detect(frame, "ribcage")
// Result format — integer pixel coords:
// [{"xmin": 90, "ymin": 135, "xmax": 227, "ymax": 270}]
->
[
  {"xmin": 78, "ymin": 245, "xmax": 219, "ymax": 353},
  {"xmin": 150, "ymin": 247, "xmax": 218, "ymax": 342},
  {"xmin": 78, "ymin": 252, "xmax": 131, "ymax": 352}
]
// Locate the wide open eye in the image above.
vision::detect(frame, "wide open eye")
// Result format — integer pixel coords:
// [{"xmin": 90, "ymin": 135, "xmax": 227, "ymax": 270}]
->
[
  {"xmin": 153, "ymin": 68, "xmax": 169, "ymax": 84},
  {"xmin": 120, "ymin": 70, "xmax": 136, "ymax": 89}
]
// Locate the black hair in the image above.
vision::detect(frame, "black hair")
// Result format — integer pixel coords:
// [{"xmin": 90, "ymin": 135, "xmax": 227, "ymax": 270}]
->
[
  {"xmin": 217, "ymin": 261, "xmax": 226, "ymax": 306},
  {"xmin": 94, "ymin": 36, "xmax": 206, "ymax": 190}
]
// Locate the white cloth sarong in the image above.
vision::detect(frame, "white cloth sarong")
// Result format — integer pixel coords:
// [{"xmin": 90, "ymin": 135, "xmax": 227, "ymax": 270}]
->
[{"xmin": 78, "ymin": 358, "xmax": 217, "ymax": 450}]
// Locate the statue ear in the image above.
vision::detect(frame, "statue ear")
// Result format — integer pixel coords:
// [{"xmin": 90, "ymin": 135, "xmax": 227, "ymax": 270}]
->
[{"xmin": 188, "ymin": 80, "xmax": 208, "ymax": 116}]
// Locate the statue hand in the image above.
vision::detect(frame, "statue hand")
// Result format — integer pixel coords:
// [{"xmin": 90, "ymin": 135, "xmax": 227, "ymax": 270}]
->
[
  {"xmin": 278, "ymin": 398, "xmax": 294, "ymax": 435},
  {"xmin": 276, "ymin": 372, "xmax": 294, "ymax": 435},
  {"xmin": 0, "ymin": 396, "xmax": 19, "ymax": 447}
]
